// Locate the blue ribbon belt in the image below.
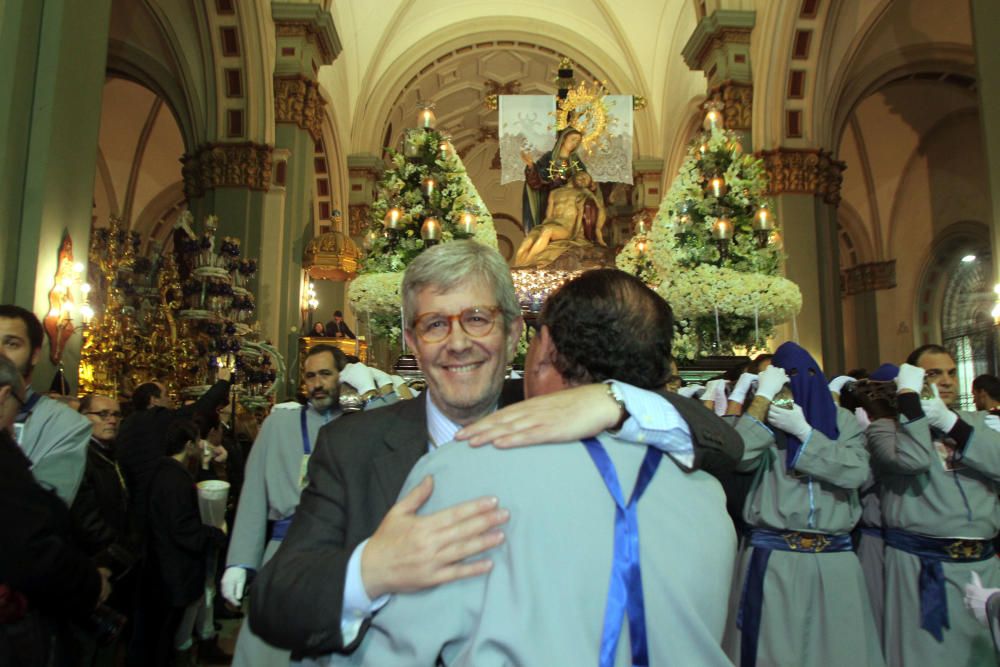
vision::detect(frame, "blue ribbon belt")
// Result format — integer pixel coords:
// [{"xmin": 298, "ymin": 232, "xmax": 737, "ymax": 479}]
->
[
  {"xmin": 269, "ymin": 407, "xmax": 315, "ymax": 543},
  {"xmin": 582, "ymin": 437, "xmax": 662, "ymax": 667},
  {"xmin": 884, "ymin": 528, "xmax": 995, "ymax": 642},
  {"xmin": 737, "ymin": 529, "xmax": 853, "ymax": 667},
  {"xmin": 859, "ymin": 525, "xmax": 884, "ymax": 540},
  {"xmin": 270, "ymin": 516, "xmax": 293, "ymax": 542}
]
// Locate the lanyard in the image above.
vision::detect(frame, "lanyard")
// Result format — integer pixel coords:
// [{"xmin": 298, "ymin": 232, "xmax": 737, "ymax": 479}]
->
[
  {"xmin": 582, "ymin": 437, "xmax": 661, "ymax": 667},
  {"xmin": 300, "ymin": 406, "xmax": 312, "ymax": 455}
]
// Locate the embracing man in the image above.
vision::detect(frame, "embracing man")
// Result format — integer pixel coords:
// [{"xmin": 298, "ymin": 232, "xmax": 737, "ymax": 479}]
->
[{"xmin": 249, "ymin": 241, "xmax": 742, "ymax": 662}]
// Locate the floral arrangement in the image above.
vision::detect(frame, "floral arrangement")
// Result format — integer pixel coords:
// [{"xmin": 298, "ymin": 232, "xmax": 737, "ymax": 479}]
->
[
  {"xmin": 349, "ymin": 126, "xmax": 498, "ymax": 339},
  {"xmin": 618, "ymin": 119, "xmax": 801, "ymax": 358}
]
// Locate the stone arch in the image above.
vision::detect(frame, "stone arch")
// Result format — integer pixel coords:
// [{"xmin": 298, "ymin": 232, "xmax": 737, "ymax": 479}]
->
[
  {"xmin": 914, "ymin": 221, "xmax": 991, "ymax": 349},
  {"xmin": 350, "ymin": 18, "xmax": 650, "ymax": 156}
]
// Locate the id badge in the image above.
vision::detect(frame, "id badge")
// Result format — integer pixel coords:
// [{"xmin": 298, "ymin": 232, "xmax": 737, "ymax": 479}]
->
[
  {"xmin": 13, "ymin": 422, "xmax": 24, "ymax": 446},
  {"xmin": 299, "ymin": 454, "xmax": 311, "ymax": 489}
]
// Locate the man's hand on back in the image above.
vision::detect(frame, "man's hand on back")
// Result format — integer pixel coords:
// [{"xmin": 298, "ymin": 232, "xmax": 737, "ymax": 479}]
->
[
  {"xmin": 457, "ymin": 383, "xmax": 621, "ymax": 448},
  {"xmin": 360, "ymin": 475, "xmax": 509, "ymax": 599}
]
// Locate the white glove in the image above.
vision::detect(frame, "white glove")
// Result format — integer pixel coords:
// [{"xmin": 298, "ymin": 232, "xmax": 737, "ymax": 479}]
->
[
  {"xmin": 703, "ymin": 379, "xmax": 729, "ymax": 416},
  {"xmin": 964, "ymin": 571, "xmax": 1000, "ymax": 626},
  {"xmin": 339, "ymin": 362, "xmax": 378, "ymax": 394},
  {"xmin": 854, "ymin": 407, "xmax": 872, "ymax": 431},
  {"xmin": 678, "ymin": 384, "xmax": 705, "ymax": 399},
  {"xmin": 921, "ymin": 385, "xmax": 958, "ymax": 432},
  {"xmin": 728, "ymin": 373, "xmax": 758, "ymax": 405},
  {"xmin": 756, "ymin": 366, "xmax": 789, "ymax": 401},
  {"xmin": 767, "ymin": 403, "xmax": 813, "ymax": 442},
  {"xmin": 828, "ymin": 375, "xmax": 854, "ymax": 394},
  {"xmin": 896, "ymin": 363, "xmax": 926, "ymax": 394},
  {"xmin": 221, "ymin": 566, "xmax": 248, "ymax": 606}
]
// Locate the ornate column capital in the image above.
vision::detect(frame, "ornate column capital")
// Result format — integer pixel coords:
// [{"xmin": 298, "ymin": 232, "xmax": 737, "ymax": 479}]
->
[
  {"xmin": 841, "ymin": 260, "xmax": 897, "ymax": 296},
  {"xmin": 181, "ymin": 142, "xmax": 273, "ymax": 199},
  {"xmin": 708, "ymin": 82, "xmax": 753, "ymax": 133},
  {"xmin": 682, "ymin": 10, "xmax": 756, "ymax": 88},
  {"xmin": 274, "ymin": 75, "xmax": 325, "ymax": 141},
  {"xmin": 757, "ymin": 148, "xmax": 846, "ymax": 206},
  {"xmin": 271, "ymin": 2, "xmax": 342, "ymax": 66}
]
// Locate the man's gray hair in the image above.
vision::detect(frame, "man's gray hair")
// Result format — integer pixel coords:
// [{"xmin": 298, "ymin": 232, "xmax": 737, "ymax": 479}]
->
[
  {"xmin": 0, "ymin": 355, "xmax": 24, "ymax": 399},
  {"xmin": 402, "ymin": 241, "xmax": 520, "ymax": 330}
]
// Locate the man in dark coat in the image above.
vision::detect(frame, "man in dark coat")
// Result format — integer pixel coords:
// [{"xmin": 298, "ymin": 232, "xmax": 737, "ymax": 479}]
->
[
  {"xmin": 116, "ymin": 369, "xmax": 232, "ymax": 533},
  {"xmin": 0, "ymin": 356, "xmax": 111, "ymax": 666},
  {"xmin": 250, "ymin": 241, "xmax": 743, "ymax": 659},
  {"xmin": 324, "ymin": 311, "xmax": 356, "ymax": 339},
  {"xmin": 132, "ymin": 419, "xmax": 225, "ymax": 667}
]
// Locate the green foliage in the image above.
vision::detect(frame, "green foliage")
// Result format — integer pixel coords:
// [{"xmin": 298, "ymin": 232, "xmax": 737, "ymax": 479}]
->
[{"xmin": 360, "ymin": 129, "xmax": 494, "ymax": 274}]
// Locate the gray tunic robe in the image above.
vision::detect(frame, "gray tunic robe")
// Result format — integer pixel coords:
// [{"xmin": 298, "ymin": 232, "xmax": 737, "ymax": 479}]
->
[
  {"xmin": 725, "ymin": 409, "xmax": 884, "ymax": 667},
  {"xmin": 867, "ymin": 411, "xmax": 1000, "ymax": 667},
  {"xmin": 325, "ymin": 433, "xmax": 736, "ymax": 666},
  {"xmin": 19, "ymin": 393, "xmax": 91, "ymax": 505},
  {"xmin": 227, "ymin": 397, "xmax": 395, "ymax": 667}
]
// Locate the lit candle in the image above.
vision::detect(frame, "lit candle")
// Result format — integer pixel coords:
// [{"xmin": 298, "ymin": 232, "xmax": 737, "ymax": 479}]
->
[
  {"xmin": 460, "ymin": 211, "xmax": 476, "ymax": 235},
  {"xmin": 421, "ymin": 177, "xmax": 436, "ymax": 198},
  {"xmin": 754, "ymin": 208, "xmax": 773, "ymax": 231},
  {"xmin": 712, "ymin": 217, "xmax": 733, "ymax": 240},
  {"xmin": 419, "ymin": 107, "xmax": 436, "ymax": 129},
  {"xmin": 420, "ymin": 217, "xmax": 441, "ymax": 242},
  {"xmin": 699, "ymin": 143, "xmax": 709, "ymax": 156},
  {"xmin": 709, "ymin": 176, "xmax": 726, "ymax": 198},
  {"xmin": 703, "ymin": 109, "xmax": 722, "ymax": 130},
  {"xmin": 384, "ymin": 207, "xmax": 403, "ymax": 231}
]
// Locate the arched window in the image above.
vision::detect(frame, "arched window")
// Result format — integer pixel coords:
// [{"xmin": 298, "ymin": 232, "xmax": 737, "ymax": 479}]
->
[{"xmin": 941, "ymin": 250, "xmax": 996, "ymax": 409}]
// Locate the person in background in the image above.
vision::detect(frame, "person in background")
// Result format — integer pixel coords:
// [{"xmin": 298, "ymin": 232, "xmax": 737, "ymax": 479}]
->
[
  {"xmin": 868, "ymin": 344, "xmax": 1000, "ymax": 667},
  {"xmin": 972, "ymin": 373, "xmax": 1000, "ymax": 414},
  {"xmin": 324, "ymin": 311, "xmax": 356, "ymax": 339},
  {"xmin": 72, "ymin": 393, "xmax": 137, "ymax": 666},
  {"xmin": 132, "ymin": 419, "xmax": 226, "ymax": 667},
  {"xmin": 0, "ymin": 355, "xmax": 112, "ymax": 666},
  {"xmin": 0, "ymin": 304, "xmax": 91, "ymax": 505}
]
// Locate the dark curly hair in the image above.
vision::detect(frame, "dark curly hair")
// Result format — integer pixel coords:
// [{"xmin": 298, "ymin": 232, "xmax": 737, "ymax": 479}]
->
[{"xmin": 539, "ymin": 269, "xmax": 673, "ymax": 389}]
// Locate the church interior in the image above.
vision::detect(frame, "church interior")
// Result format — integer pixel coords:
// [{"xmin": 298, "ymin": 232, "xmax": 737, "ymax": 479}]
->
[{"xmin": 2, "ymin": 0, "xmax": 1000, "ymax": 404}]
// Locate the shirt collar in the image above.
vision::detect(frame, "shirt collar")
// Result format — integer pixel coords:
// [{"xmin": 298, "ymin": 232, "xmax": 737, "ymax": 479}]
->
[{"xmin": 425, "ymin": 394, "xmax": 464, "ymax": 449}]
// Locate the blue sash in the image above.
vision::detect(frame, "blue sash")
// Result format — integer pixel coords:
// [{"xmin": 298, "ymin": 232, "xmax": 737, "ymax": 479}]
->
[
  {"xmin": 582, "ymin": 437, "xmax": 662, "ymax": 667},
  {"xmin": 270, "ymin": 407, "xmax": 314, "ymax": 543},
  {"xmin": 884, "ymin": 528, "xmax": 995, "ymax": 642},
  {"xmin": 737, "ymin": 529, "xmax": 853, "ymax": 667}
]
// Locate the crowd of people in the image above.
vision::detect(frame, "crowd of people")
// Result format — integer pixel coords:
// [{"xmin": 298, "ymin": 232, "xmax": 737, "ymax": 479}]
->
[{"xmin": 3, "ymin": 241, "xmax": 1000, "ymax": 667}]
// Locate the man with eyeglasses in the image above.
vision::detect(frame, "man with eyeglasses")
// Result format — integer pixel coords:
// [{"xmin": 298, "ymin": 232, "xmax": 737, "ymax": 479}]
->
[
  {"xmin": 72, "ymin": 395, "xmax": 134, "ymax": 564},
  {"xmin": 69, "ymin": 394, "xmax": 136, "ymax": 664},
  {"xmin": 250, "ymin": 240, "xmax": 743, "ymax": 659},
  {"xmin": 0, "ymin": 304, "xmax": 90, "ymax": 505}
]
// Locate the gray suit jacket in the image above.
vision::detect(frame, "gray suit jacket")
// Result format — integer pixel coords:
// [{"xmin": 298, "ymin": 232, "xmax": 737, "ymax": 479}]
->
[{"xmin": 329, "ymin": 431, "xmax": 737, "ymax": 666}]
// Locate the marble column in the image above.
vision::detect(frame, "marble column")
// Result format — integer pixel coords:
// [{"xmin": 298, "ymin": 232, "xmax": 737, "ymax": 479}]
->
[
  {"xmin": 971, "ymin": 0, "xmax": 1000, "ymax": 287},
  {"xmin": 0, "ymin": 0, "xmax": 112, "ymax": 390},
  {"xmin": 267, "ymin": 1, "xmax": 341, "ymax": 394},
  {"xmin": 681, "ymin": 9, "xmax": 756, "ymax": 149},
  {"xmin": 758, "ymin": 148, "xmax": 847, "ymax": 372}
]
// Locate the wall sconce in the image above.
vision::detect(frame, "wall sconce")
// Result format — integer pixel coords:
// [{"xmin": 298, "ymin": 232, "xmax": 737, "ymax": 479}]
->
[{"xmin": 44, "ymin": 233, "xmax": 92, "ymax": 365}]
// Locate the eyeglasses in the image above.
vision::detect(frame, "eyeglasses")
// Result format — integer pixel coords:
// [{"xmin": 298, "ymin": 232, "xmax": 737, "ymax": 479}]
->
[
  {"xmin": 411, "ymin": 306, "xmax": 502, "ymax": 343},
  {"xmin": 85, "ymin": 410, "xmax": 122, "ymax": 420}
]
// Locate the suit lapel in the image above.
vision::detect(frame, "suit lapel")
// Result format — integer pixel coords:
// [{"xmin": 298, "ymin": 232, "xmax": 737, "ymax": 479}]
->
[{"xmin": 372, "ymin": 395, "xmax": 430, "ymax": 509}]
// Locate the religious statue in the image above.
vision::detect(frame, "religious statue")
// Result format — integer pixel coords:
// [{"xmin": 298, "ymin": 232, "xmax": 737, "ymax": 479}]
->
[
  {"xmin": 514, "ymin": 171, "xmax": 608, "ymax": 269},
  {"xmin": 521, "ymin": 127, "xmax": 588, "ymax": 233}
]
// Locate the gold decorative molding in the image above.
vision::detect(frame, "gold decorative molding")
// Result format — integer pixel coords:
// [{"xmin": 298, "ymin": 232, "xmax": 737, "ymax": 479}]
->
[
  {"xmin": 757, "ymin": 148, "xmax": 846, "ymax": 206},
  {"xmin": 841, "ymin": 260, "xmax": 896, "ymax": 296},
  {"xmin": 303, "ymin": 230, "xmax": 360, "ymax": 281},
  {"xmin": 182, "ymin": 142, "xmax": 273, "ymax": 199},
  {"xmin": 275, "ymin": 76, "xmax": 325, "ymax": 141},
  {"xmin": 708, "ymin": 82, "xmax": 753, "ymax": 132},
  {"xmin": 348, "ymin": 205, "xmax": 369, "ymax": 237}
]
